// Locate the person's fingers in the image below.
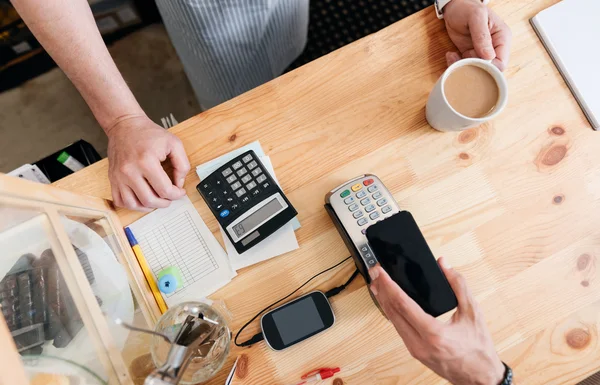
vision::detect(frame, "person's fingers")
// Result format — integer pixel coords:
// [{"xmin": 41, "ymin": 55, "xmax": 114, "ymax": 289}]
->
[
  {"xmin": 129, "ymin": 177, "xmax": 171, "ymax": 209},
  {"xmin": 369, "ymin": 266, "xmax": 439, "ymax": 335},
  {"xmin": 437, "ymin": 257, "xmax": 474, "ymax": 315},
  {"xmin": 141, "ymin": 159, "xmax": 186, "ymax": 200},
  {"xmin": 490, "ymin": 12, "xmax": 512, "ymax": 71},
  {"xmin": 446, "ymin": 51, "xmax": 462, "ymax": 67},
  {"xmin": 167, "ymin": 136, "xmax": 190, "ymax": 189},
  {"xmin": 119, "ymin": 185, "xmax": 151, "ymax": 212},
  {"xmin": 467, "ymin": 7, "xmax": 495, "ymax": 60},
  {"xmin": 461, "ymin": 49, "xmax": 479, "ymax": 59},
  {"xmin": 111, "ymin": 185, "xmax": 124, "ymax": 208}
]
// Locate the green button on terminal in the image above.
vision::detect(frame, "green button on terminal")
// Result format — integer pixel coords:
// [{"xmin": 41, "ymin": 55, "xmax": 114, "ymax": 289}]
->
[{"xmin": 340, "ymin": 189, "xmax": 351, "ymax": 198}]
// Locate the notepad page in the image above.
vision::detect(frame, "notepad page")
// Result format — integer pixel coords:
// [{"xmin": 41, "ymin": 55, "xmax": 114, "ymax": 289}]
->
[
  {"xmin": 532, "ymin": 0, "xmax": 600, "ymax": 129},
  {"xmin": 127, "ymin": 196, "xmax": 235, "ymax": 307}
]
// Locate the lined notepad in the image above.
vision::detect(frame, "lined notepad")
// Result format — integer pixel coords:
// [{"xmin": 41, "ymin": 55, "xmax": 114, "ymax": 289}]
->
[{"xmin": 127, "ymin": 196, "xmax": 235, "ymax": 306}]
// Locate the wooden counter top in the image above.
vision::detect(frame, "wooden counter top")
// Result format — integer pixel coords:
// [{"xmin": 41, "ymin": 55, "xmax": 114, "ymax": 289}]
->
[{"xmin": 56, "ymin": 1, "xmax": 600, "ymax": 383}]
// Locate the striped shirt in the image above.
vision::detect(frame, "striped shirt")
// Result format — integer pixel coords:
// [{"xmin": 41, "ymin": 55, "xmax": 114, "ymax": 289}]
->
[{"xmin": 154, "ymin": 0, "xmax": 309, "ymax": 110}]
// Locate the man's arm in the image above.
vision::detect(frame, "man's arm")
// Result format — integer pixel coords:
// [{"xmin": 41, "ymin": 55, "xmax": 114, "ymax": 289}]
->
[{"xmin": 12, "ymin": 0, "xmax": 190, "ymax": 211}]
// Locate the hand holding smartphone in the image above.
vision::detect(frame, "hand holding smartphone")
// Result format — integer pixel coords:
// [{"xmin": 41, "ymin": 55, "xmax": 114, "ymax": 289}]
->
[{"xmin": 366, "ymin": 211, "xmax": 457, "ymax": 317}]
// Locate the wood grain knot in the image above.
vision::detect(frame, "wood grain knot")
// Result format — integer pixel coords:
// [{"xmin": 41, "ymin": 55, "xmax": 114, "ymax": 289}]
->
[
  {"xmin": 459, "ymin": 152, "xmax": 470, "ymax": 160},
  {"xmin": 229, "ymin": 134, "xmax": 237, "ymax": 142},
  {"xmin": 541, "ymin": 145, "xmax": 567, "ymax": 166},
  {"xmin": 553, "ymin": 195, "xmax": 564, "ymax": 205},
  {"xmin": 566, "ymin": 328, "xmax": 591, "ymax": 349},
  {"xmin": 235, "ymin": 354, "xmax": 249, "ymax": 379},
  {"xmin": 578, "ymin": 254, "xmax": 591, "ymax": 271},
  {"xmin": 550, "ymin": 126, "xmax": 565, "ymax": 136},
  {"xmin": 333, "ymin": 378, "xmax": 344, "ymax": 385},
  {"xmin": 581, "ymin": 280, "xmax": 590, "ymax": 287},
  {"xmin": 458, "ymin": 129, "xmax": 476, "ymax": 144}
]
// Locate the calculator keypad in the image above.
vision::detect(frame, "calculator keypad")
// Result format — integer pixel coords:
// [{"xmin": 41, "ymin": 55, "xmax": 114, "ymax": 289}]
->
[{"xmin": 200, "ymin": 151, "xmax": 279, "ymax": 220}]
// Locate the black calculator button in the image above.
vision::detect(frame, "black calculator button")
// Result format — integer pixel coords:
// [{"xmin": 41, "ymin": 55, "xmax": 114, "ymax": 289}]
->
[
  {"xmin": 221, "ymin": 190, "xmax": 230, "ymax": 197},
  {"xmin": 251, "ymin": 188, "xmax": 261, "ymax": 196},
  {"xmin": 205, "ymin": 189, "xmax": 217, "ymax": 197},
  {"xmin": 231, "ymin": 203, "xmax": 240, "ymax": 211},
  {"xmin": 256, "ymin": 174, "xmax": 267, "ymax": 183},
  {"xmin": 226, "ymin": 175, "xmax": 237, "ymax": 184},
  {"xmin": 247, "ymin": 160, "xmax": 258, "ymax": 170},
  {"xmin": 210, "ymin": 196, "xmax": 220, "ymax": 205},
  {"xmin": 235, "ymin": 188, "xmax": 247, "ymax": 197},
  {"xmin": 237, "ymin": 168, "xmax": 248, "ymax": 177},
  {"xmin": 242, "ymin": 154, "xmax": 253, "ymax": 163},
  {"xmin": 246, "ymin": 181, "xmax": 257, "ymax": 190},
  {"xmin": 215, "ymin": 203, "xmax": 224, "ymax": 211},
  {"xmin": 251, "ymin": 168, "xmax": 262, "ymax": 177},
  {"xmin": 222, "ymin": 168, "xmax": 233, "ymax": 177},
  {"xmin": 225, "ymin": 196, "xmax": 235, "ymax": 204},
  {"xmin": 241, "ymin": 174, "xmax": 252, "ymax": 184},
  {"xmin": 201, "ymin": 182, "xmax": 211, "ymax": 190},
  {"xmin": 240, "ymin": 196, "xmax": 250, "ymax": 205},
  {"xmin": 232, "ymin": 161, "xmax": 243, "ymax": 170},
  {"xmin": 262, "ymin": 181, "xmax": 271, "ymax": 189},
  {"xmin": 231, "ymin": 181, "xmax": 242, "ymax": 190}
]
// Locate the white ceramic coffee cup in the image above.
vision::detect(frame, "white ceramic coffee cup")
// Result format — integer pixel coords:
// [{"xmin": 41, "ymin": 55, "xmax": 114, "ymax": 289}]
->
[{"xmin": 426, "ymin": 58, "xmax": 508, "ymax": 132}]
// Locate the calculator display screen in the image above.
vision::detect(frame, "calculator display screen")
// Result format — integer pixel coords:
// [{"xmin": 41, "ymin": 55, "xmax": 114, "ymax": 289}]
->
[{"xmin": 232, "ymin": 198, "xmax": 283, "ymax": 237}]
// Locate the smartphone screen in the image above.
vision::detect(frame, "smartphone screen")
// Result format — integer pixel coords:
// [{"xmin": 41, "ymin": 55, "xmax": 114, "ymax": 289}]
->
[
  {"xmin": 261, "ymin": 291, "xmax": 334, "ymax": 350},
  {"xmin": 366, "ymin": 211, "xmax": 457, "ymax": 317}
]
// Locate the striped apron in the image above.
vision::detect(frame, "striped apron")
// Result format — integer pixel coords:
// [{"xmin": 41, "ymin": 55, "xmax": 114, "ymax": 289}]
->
[{"xmin": 154, "ymin": 0, "xmax": 310, "ymax": 110}]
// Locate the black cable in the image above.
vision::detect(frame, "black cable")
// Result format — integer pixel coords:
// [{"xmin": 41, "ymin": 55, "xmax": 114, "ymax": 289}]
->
[{"xmin": 234, "ymin": 256, "xmax": 358, "ymax": 347}]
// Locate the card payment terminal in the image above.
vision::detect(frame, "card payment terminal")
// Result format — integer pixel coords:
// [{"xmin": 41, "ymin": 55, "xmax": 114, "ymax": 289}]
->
[{"xmin": 324, "ymin": 175, "xmax": 400, "ymax": 281}]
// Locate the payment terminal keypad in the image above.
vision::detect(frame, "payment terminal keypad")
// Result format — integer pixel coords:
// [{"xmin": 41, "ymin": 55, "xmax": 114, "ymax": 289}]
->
[{"xmin": 325, "ymin": 175, "xmax": 400, "ymax": 268}]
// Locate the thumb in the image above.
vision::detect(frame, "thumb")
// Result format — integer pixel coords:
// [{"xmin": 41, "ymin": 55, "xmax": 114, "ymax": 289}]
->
[
  {"xmin": 437, "ymin": 257, "xmax": 474, "ymax": 314},
  {"xmin": 446, "ymin": 52, "xmax": 462, "ymax": 67},
  {"xmin": 468, "ymin": 8, "xmax": 495, "ymax": 60},
  {"xmin": 167, "ymin": 136, "xmax": 190, "ymax": 190}
]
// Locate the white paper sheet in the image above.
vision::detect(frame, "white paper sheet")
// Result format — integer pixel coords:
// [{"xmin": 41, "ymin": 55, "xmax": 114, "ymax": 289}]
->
[
  {"xmin": 127, "ymin": 196, "xmax": 235, "ymax": 306},
  {"xmin": 223, "ymin": 221, "xmax": 298, "ymax": 270}
]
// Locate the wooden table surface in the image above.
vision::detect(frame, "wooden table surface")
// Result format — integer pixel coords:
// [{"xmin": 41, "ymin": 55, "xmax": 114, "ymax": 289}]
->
[{"xmin": 56, "ymin": 1, "xmax": 600, "ymax": 384}]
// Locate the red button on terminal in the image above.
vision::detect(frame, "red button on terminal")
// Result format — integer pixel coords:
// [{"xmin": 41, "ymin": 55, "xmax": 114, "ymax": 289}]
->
[{"xmin": 363, "ymin": 179, "xmax": 374, "ymax": 186}]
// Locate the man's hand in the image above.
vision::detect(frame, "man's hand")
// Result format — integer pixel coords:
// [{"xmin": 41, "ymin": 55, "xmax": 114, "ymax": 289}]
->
[
  {"xmin": 369, "ymin": 257, "xmax": 505, "ymax": 385},
  {"xmin": 106, "ymin": 115, "xmax": 190, "ymax": 211},
  {"xmin": 443, "ymin": 0, "xmax": 512, "ymax": 71}
]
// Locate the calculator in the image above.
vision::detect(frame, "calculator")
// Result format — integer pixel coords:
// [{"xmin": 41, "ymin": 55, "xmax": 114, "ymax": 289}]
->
[
  {"xmin": 324, "ymin": 175, "xmax": 400, "ymax": 281},
  {"xmin": 196, "ymin": 150, "xmax": 297, "ymax": 253}
]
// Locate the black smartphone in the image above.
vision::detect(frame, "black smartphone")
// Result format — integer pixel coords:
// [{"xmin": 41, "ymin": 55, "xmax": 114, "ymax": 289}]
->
[
  {"xmin": 260, "ymin": 291, "xmax": 335, "ymax": 351},
  {"xmin": 366, "ymin": 211, "xmax": 457, "ymax": 317}
]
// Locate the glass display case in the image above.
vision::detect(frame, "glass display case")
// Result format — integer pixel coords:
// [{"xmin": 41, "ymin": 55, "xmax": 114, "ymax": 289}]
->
[{"xmin": 0, "ymin": 174, "xmax": 161, "ymax": 385}]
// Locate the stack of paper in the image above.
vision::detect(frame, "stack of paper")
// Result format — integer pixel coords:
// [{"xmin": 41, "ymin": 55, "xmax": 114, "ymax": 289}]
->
[{"xmin": 195, "ymin": 141, "xmax": 300, "ymax": 270}]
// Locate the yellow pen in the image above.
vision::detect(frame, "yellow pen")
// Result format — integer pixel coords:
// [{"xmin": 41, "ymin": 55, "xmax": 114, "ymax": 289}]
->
[{"xmin": 125, "ymin": 227, "xmax": 168, "ymax": 313}]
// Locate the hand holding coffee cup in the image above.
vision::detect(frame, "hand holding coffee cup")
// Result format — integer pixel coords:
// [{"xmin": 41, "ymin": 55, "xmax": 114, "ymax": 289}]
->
[{"xmin": 426, "ymin": 58, "xmax": 508, "ymax": 132}]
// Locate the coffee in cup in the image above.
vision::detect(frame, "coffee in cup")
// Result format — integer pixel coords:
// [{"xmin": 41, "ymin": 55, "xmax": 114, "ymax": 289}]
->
[{"xmin": 426, "ymin": 58, "xmax": 508, "ymax": 132}]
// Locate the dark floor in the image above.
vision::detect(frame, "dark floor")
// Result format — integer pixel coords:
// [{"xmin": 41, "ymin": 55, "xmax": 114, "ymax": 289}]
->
[{"xmin": 288, "ymin": 0, "xmax": 434, "ymax": 71}]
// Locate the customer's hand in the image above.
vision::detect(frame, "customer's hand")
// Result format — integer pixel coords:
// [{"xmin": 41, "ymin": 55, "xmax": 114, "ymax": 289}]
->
[
  {"xmin": 443, "ymin": 0, "xmax": 512, "ymax": 71},
  {"xmin": 106, "ymin": 115, "xmax": 190, "ymax": 211},
  {"xmin": 369, "ymin": 257, "xmax": 505, "ymax": 385}
]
